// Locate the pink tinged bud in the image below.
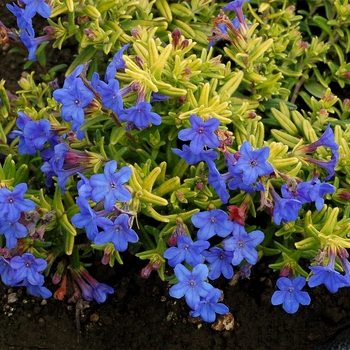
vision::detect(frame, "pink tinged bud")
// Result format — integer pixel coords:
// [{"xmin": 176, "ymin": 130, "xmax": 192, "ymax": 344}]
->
[
  {"xmin": 279, "ymin": 265, "xmax": 291, "ymax": 277},
  {"xmin": 298, "ymin": 41, "xmax": 309, "ymax": 50},
  {"xmin": 77, "ymin": 16, "xmax": 89, "ymax": 24},
  {"xmin": 101, "ymin": 254, "xmax": 110, "ymax": 265},
  {"xmin": 248, "ymin": 112, "xmax": 257, "ymax": 119},
  {"xmin": 234, "ymin": 152, "xmax": 242, "ymax": 161},
  {"xmin": 196, "ymin": 182, "xmax": 204, "ymax": 191},
  {"xmin": 181, "ymin": 39, "xmax": 189, "ymax": 49},
  {"xmin": 141, "ymin": 264, "xmax": 153, "ymax": 279},
  {"xmin": 322, "ymin": 94, "xmax": 334, "ymax": 102},
  {"xmin": 178, "ymin": 96, "xmax": 186, "ymax": 104},
  {"xmin": 131, "ymin": 28, "xmax": 141, "ymax": 39},
  {"xmin": 338, "ymin": 247, "xmax": 349, "ymax": 259},
  {"xmin": 343, "ymin": 98, "xmax": 350, "ymax": 109},
  {"xmin": 152, "ymin": 261, "xmax": 161, "ymax": 271},
  {"xmin": 172, "ymin": 28, "xmax": 181, "ymax": 49},
  {"xmin": 84, "ymin": 28, "xmax": 96, "ymax": 39},
  {"xmin": 287, "ymin": 5, "xmax": 295, "ymax": 14},
  {"xmin": 339, "ymin": 191, "xmax": 350, "ymax": 201},
  {"xmin": 52, "ymin": 272, "xmax": 61, "ymax": 284},
  {"xmin": 168, "ymin": 234, "xmax": 177, "ymax": 247},
  {"xmin": 183, "ymin": 68, "xmax": 191, "ymax": 75},
  {"xmin": 344, "ymin": 72, "xmax": 350, "ymax": 79},
  {"xmin": 135, "ymin": 56, "xmax": 144, "ymax": 69},
  {"xmin": 319, "ymin": 108, "xmax": 328, "ymax": 117}
]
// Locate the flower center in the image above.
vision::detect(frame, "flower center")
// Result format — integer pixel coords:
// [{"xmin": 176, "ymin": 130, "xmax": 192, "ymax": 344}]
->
[
  {"xmin": 210, "ymin": 216, "xmax": 216, "ymax": 224},
  {"xmin": 188, "ymin": 279, "xmax": 196, "ymax": 287},
  {"xmin": 109, "ymin": 182, "xmax": 116, "ymax": 190},
  {"xmin": 114, "ymin": 224, "xmax": 122, "ymax": 233},
  {"xmin": 197, "ymin": 127, "xmax": 204, "ymax": 134},
  {"xmin": 250, "ymin": 159, "xmax": 258, "ymax": 167},
  {"xmin": 25, "ymin": 260, "xmax": 32, "ymax": 268},
  {"xmin": 238, "ymin": 240, "xmax": 245, "ymax": 248},
  {"xmin": 7, "ymin": 196, "xmax": 14, "ymax": 204}
]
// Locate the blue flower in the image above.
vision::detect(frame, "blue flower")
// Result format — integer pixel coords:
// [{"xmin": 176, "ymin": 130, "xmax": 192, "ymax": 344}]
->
[
  {"xmin": 190, "ymin": 288, "xmax": 229, "ymax": 322},
  {"xmin": 163, "ymin": 235, "xmax": 209, "ymax": 267},
  {"xmin": 19, "ymin": 31, "xmax": 52, "ymax": 61},
  {"xmin": 191, "ymin": 209, "xmax": 234, "ymax": 240},
  {"xmin": 90, "ymin": 160, "xmax": 132, "ymax": 212},
  {"xmin": 20, "ymin": 275, "xmax": 52, "ymax": 298},
  {"xmin": 71, "ymin": 197, "xmax": 110, "ymax": 241},
  {"xmin": 169, "ymin": 264, "xmax": 213, "ymax": 309},
  {"xmin": 53, "ymin": 78, "xmax": 93, "ymax": 124},
  {"xmin": 271, "ymin": 276, "xmax": 311, "ymax": 314},
  {"xmin": 229, "ymin": 141, "xmax": 273, "ymax": 185},
  {"xmin": 308, "ymin": 265, "xmax": 347, "ymax": 293},
  {"xmin": 0, "ymin": 219, "xmax": 28, "ymax": 249},
  {"xmin": 223, "ymin": 0, "xmax": 249, "ymax": 12},
  {"xmin": 6, "ymin": 3, "xmax": 34, "ymax": 36},
  {"xmin": 95, "ymin": 214, "xmax": 139, "ymax": 252},
  {"xmin": 222, "ymin": 222, "xmax": 264, "ymax": 265},
  {"xmin": 119, "ymin": 102, "xmax": 162, "ymax": 129},
  {"xmin": 306, "ymin": 152, "xmax": 339, "ymax": 180},
  {"xmin": 270, "ymin": 187, "xmax": 302, "ymax": 226},
  {"xmin": 98, "ymin": 79, "xmax": 124, "ymax": 115},
  {"xmin": 178, "ymin": 115, "xmax": 220, "ymax": 154},
  {"xmin": 202, "ymin": 247, "xmax": 234, "ymax": 280},
  {"xmin": 207, "ymin": 161, "xmax": 230, "ymax": 204},
  {"xmin": 172, "ymin": 145, "xmax": 218, "ymax": 165},
  {"xmin": 0, "ymin": 183, "xmax": 36, "ymax": 222},
  {"xmin": 0, "ymin": 258, "xmax": 15, "ymax": 286},
  {"xmin": 282, "ymin": 177, "xmax": 335, "ymax": 211},
  {"xmin": 10, "ymin": 253, "xmax": 47, "ymax": 286},
  {"xmin": 79, "ymin": 268, "xmax": 114, "ymax": 303},
  {"xmin": 12, "ymin": 116, "xmax": 52, "ymax": 156},
  {"xmin": 22, "ymin": 0, "xmax": 51, "ymax": 19},
  {"xmin": 298, "ymin": 124, "xmax": 339, "ymax": 153},
  {"xmin": 105, "ymin": 44, "xmax": 130, "ymax": 82},
  {"xmin": 222, "ymin": 0, "xmax": 249, "ymax": 28},
  {"xmin": 77, "ymin": 173, "xmax": 93, "ymax": 199}
]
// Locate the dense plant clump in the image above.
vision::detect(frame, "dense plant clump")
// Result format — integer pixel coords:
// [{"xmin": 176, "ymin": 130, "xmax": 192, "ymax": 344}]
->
[{"xmin": 0, "ymin": 0, "xmax": 350, "ymax": 321}]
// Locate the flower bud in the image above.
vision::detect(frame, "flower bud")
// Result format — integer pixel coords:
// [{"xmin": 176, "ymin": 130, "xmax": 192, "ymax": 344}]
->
[
  {"xmin": 171, "ymin": 28, "xmax": 181, "ymax": 49},
  {"xmin": 141, "ymin": 263, "xmax": 153, "ymax": 279}
]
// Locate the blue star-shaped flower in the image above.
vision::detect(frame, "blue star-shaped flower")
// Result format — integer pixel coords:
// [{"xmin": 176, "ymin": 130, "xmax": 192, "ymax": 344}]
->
[
  {"xmin": 270, "ymin": 187, "xmax": 302, "ymax": 226},
  {"xmin": 95, "ymin": 214, "xmax": 139, "ymax": 252},
  {"xmin": 191, "ymin": 209, "xmax": 234, "ymax": 240},
  {"xmin": 90, "ymin": 160, "xmax": 132, "ymax": 212},
  {"xmin": 271, "ymin": 276, "xmax": 311, "ymax": 314},
  {"xmin": 202, "ymin": 247, "xmax": 234, "ymax": 280},
  {"xmin": 190, "ymin": 288, "xmax": 229, "ymax": 322},
  {"xmin": 164, "ymin": 235, "xmax": 209, "ymax": 267},
  {"xmin": 105, "ymin": 44, "xmax": 130, "ymax": 82},
  {"xmin": 10, "ymin": 253, "xmax": 47, "ymax": 286},
  {"xmin": 222, "ymin": 222, "xmax": 264, "ymax": 265},
  {"xmin": 178, "ymin": 115, "xmax": 220, "ymax": 154},
  {"xmin": 230, "ymin": 141, "xmax": 274, "ymax": 185},
  {"xmin": 308, "ymin": 265, "xmax": 348, "ymax": 293},
  {"xmin": 0, "ymin": 183, "xmax": 36, "ymax": 222},
  {"xmin": 169, "ymin": 264, "xmax": 213, "ymax": 309},
  {"xmin": 119, "ymin": 102, "xmax": 162, "ymax": 129}
]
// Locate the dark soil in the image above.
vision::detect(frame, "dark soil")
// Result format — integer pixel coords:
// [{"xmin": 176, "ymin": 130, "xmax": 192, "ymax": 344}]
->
[{"xmin": 1, "ymin": 2, "xmax": 350, "ymax": 349}]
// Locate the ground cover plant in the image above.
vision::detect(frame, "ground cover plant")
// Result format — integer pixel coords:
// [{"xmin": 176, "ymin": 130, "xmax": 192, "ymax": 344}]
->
[{"xmin": 0, "ymin": 0, "xmax": 350, "ymax": 333}]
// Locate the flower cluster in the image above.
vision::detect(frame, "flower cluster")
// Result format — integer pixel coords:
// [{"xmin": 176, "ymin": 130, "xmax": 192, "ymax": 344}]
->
[
  {"xmin": 0, "ymin": 253, "xmax": 51, "ymax": 299},
  {"xmin": 7, "ymin": 0, "xmax": 52, "ymax": 61},
  {"xmin": 1, "ymin": 0, "xmax": 350, "ymax": 325},
  {"xmin": 0, "ymin": 183, "xmax": 36, "ymax": 249},
  {"xmin": 166, "ymin": 209, "xmax": 264, "ymax": 321}
]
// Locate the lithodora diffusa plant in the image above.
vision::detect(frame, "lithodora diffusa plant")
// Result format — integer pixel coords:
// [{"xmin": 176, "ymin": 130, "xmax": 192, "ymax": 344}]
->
[{"xmin": 0, "ymin": 0, "xmax": 350, "ymax": 321}]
